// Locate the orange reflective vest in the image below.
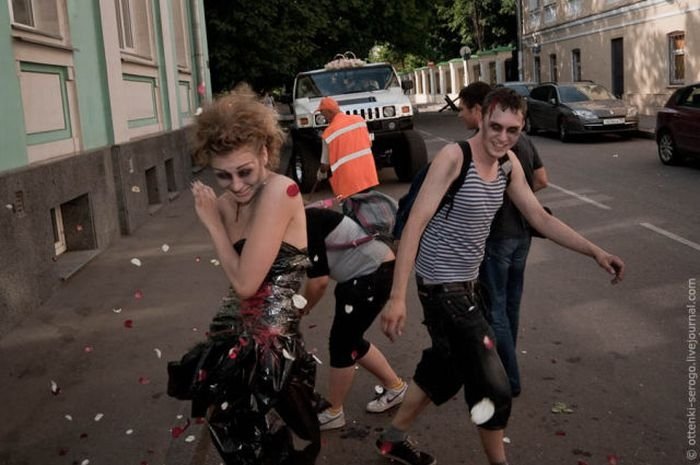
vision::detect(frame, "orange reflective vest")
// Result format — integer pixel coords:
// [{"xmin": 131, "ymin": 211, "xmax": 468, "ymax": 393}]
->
[{"xmin": 322, "ymin": 113, "xmax": 379, "ymax": 199}]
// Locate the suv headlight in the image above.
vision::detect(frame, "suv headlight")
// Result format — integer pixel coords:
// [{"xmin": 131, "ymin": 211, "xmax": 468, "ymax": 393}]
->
[
  {"xmin": 573, "ymin": 109, "xmax": 598, "ymax": 120},
  {"xmin": 382, "ymin": 106, "xmax": 396, "ymax": 118},
  {"xmin": 314, "ymin": 113, "xmax": 328, "ymax": 126},
  {"xmin": 626, "ymin": 106, "xmax": 638, "ymax": 117}
]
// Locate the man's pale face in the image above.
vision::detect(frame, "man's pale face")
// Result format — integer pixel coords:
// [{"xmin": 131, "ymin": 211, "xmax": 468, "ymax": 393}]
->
[
  {"xmin": 458, "ymin": 102, "xmax": 481, "ymax": 130},
  {"xmin": 479, "ymin": 106, "xmax": 524, "ymax": 159}
]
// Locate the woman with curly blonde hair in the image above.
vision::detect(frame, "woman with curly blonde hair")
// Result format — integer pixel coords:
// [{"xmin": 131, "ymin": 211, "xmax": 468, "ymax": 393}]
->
[{"xmin": 188, "ymin": 85, "xmax": 320, "ymax": 464}]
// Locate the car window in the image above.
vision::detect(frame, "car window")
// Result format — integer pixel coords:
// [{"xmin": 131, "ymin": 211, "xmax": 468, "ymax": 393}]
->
[
  {"xmin": 530, "ymin": 86, "xmax": 548, "ymax": 101},
  {"xmin": 679, "ymin": 86, "xmax": 700, "ymax": 108},
  {"xmin": 559, "ymin": 86, "xmax": 589, "ymax": 103}
]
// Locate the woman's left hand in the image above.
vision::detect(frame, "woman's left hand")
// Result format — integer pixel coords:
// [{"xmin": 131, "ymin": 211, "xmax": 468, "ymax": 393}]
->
[{"xmin": 191, "ymin": 180, "xmax": 221, "ymax": 229}]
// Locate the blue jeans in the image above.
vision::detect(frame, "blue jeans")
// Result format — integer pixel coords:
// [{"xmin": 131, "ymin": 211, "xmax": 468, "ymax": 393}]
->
[{"xmin": 479, "ymin": 236, "xmax": 532, "ymax": 396}]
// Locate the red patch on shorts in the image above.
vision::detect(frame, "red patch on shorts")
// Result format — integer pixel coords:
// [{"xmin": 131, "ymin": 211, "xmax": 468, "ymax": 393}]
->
[{"xmin": 286, "ymin": 184, "xmax": 300, "ymax": 197}]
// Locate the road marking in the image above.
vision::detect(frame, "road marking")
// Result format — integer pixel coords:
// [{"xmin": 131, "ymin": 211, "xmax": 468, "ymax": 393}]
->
[
  {"xmin": 640, "ymin": 222, "xmax": 700, "ymax": 252},
  {"xmin": 548, "ymin": 183, "xmax": 611, "ymax": 210}
]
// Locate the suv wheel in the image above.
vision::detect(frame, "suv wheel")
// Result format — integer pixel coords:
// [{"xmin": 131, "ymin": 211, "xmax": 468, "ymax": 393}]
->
[
  {"xmin": 291, "ymin": 140, "xmax": 320, "ymax": 193},
  {"xmin": 394, "ymin": 130, "xmax": 427, "ymax": 181},
  {"xmin": 658, "ymin": 130, "xmax": 681, "ymax": 165}
]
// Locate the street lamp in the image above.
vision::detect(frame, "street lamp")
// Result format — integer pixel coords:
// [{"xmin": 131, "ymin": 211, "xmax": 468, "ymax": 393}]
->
[{"xmin": 459, "ymin": 46, "xmax": 472, "ymax": 61}]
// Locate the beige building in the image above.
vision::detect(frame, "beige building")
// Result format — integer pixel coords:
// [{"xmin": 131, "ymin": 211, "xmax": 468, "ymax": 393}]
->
[{"xmin": 521, "ymin": 0, "xmax": 699, "ymax": 116}]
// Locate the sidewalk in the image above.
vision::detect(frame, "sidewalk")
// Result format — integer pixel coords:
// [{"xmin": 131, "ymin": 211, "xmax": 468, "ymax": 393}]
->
[{"xmin": 0, "ymin": 188, "xmax": 229, "ymax": 465}]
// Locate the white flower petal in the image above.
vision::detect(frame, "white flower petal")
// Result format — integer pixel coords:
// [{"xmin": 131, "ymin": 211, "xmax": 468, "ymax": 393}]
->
[
  {"xmin": 65, "ymin": 414, "xmax": 73, "ymax": 421},
  {"xmin": 210, "ymin": 259, "xmax": 220, "ymax": 266},
  {"xmin": 130, "ymin": 258, "xmax": 142, "ymax": 267},
  {"xmin": 470, "ymin": 398, "xmax": 495, "ymax": 425},
  {"xmin": 154, "ymin": 348, "xmax": 162, "ymax": 359},
  {"xmin": 125, "ymin": 429, "xmax": 134, "ymax": 435},
  {"xmin": 176, "ymin": 414, "xmax": 184, "ymax": 420},
  {"xmin": 131, "ymin": 186, "xmax": 141, "ymax": 193},
  {"xmin": 50, "ymin": 380, "xmax": 59, "ymax": 394},
  {"xmin": 185, "ymin": 435, "xmax": 196, "ymax": 442},
  {"xmin": 292, "ymin": 294, "xmax": 308, "ymax": 310},
  {"xmin": 221, "ymin": 402, "xmax": 229, "ymax": 410},
  {"xmin": 195, "ymin": 107, "xmax": 203, "ymax": 116},
  {"xmin": 344, "ymin": 305, "xmax": 353, "ymax": 314},
  {"xmin": 112, "ymin": 307, "xmax": 122, "ymax": 314},
  {"xmin": 5, "ymin": 204, "xmax": 13, "ymax": 210},
  {"xmin": 503, "ymin": 436, "xmax": 511, "ymax": 444},
  {"xmin": 161, "ymin": 244, "xmax": 170, "ymax": 252},
  {"xmin": 312, "ymin": 255, "xmax": 319, "ymax": 262},
  {"xmin": 81, "ymin": 460, "xmax": 90, "ymax": 465},
  {"xmin": 94, "ymin": 413, "xmax": 104, "ymax": 422},
  {"xmin": 311, "ymin": 354, "xmax": 323, "ymax": 365}
]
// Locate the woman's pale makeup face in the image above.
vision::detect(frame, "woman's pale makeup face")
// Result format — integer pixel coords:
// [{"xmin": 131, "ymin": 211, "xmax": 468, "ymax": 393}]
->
[{"xmin": 211, "ymin": 144, "xmax": 269, "ymax": 205}]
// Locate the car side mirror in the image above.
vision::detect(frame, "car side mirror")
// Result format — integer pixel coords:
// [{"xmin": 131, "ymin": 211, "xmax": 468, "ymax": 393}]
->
[
  {"xmin": 279, "ymin": 94, "xmax": 292, "ymax": 104},
  {"xmin": 401, "ymin": 79, "xmax": 414, "ymax": 91}
]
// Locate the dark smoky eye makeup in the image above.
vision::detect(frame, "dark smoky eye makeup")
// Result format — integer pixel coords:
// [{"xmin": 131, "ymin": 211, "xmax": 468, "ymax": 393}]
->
[{"xmin": 214, "ymin": 170, "xmax": 233, "ymax": 182}]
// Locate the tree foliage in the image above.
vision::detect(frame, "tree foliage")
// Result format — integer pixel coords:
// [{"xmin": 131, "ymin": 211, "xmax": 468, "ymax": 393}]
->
[{"xmin": 203, "ymin": 0, "xmax": 516, "ymax": 92}]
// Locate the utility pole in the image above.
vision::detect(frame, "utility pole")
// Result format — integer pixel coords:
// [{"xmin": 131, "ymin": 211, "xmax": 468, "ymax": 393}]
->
[{"xmin": 516, "ymin": 0, "xmax": 523, "ymax": 81}]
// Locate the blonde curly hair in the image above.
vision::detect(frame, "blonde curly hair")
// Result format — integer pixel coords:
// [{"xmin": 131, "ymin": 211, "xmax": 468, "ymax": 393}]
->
[{"xmin": 192, "ymin": 84, "xmax": 284, "ymax": 169}]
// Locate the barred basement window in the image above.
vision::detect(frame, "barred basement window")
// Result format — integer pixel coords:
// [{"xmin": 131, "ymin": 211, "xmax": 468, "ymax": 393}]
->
[{"xmin": 668, "ymin": 31, "xmax": 685, "ymax": 85}]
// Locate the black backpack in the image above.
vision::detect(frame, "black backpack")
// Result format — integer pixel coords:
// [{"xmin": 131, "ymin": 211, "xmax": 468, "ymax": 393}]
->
[{"xmin": 392, "ymin": 140, "xmax": 512, "ymax": 240}]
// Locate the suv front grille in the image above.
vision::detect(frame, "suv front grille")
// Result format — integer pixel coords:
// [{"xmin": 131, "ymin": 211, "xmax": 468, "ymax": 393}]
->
[{"xmin": 345, "ymin": 107, "xmax": 381, "ymax": 120}]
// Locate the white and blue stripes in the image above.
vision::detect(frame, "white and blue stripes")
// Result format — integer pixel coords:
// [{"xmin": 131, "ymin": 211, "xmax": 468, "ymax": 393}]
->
[{"xmin": 415, "ymin": 161, "xmax": 508, "ymax": 283}]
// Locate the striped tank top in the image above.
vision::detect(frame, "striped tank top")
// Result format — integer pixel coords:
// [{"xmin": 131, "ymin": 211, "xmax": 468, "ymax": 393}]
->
[{"xmin": 415, "ymin": 161, "xmax": 508, "ymax": 283}]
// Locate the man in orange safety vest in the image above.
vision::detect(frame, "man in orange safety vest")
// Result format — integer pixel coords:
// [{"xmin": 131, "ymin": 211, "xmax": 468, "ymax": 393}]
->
[{"xmin": 316, "ymin": 97, "xmax": 379, "ymax": 199}]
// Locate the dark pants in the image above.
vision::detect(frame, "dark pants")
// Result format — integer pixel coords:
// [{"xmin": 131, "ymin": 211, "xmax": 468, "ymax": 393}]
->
[
  {"xmin": 479, "ymin": 236, "xmax": 532, "ymax": 395},
  {"xmin": 413, "ymin": 278, "xmax": 512, "ymax": 430},
  {"xmin": 330, "ymin": 260, "xmax": 394, "ymax": 367}
]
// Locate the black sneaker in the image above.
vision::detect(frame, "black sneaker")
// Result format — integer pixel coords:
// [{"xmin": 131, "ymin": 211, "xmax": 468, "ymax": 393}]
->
[{"xmin": 376, "ymin": 438, "xmax": 436, "ymax": 465}]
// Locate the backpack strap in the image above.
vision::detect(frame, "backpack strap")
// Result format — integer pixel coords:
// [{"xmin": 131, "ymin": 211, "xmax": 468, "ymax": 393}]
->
[{"xmin": 441, "ymin": 141, "xmax": 472, "ymax": 217}]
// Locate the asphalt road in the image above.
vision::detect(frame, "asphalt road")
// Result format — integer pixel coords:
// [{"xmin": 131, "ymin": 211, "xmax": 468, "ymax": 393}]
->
[{"xmin": 1, "ymin": 111, "xmax": 697, "ymax": 465}]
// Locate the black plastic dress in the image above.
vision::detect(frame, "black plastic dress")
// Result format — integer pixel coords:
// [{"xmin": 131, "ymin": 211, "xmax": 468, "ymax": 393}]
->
[{"xmin": 198, "ymin": 241, "xmax": 321, "ymax": 465}]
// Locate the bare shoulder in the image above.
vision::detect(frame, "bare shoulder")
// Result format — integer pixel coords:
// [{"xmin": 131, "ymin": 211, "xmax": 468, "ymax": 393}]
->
[
  {"xmin": 259, "ymin": 174, "xmax": 304, "ymax": 208},
  {"xmin": 432, "ymin": 143, "xmax": 463, "ymax": 170}
]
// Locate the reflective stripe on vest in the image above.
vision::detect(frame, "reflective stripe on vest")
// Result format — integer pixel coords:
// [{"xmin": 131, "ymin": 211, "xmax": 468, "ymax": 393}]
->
[
  {"xmin": 330, "ymin": 147, "xmax": 373, "ymax": 173},
  {"xmin": 324, "ymin": 120, "xmax": 368, "ymax": 144}
]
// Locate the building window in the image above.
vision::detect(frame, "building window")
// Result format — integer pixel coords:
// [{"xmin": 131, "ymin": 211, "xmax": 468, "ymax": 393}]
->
[
  {"xmin": 115, "ymin": 0, "xmax": 152, "ymax": 58},
  {"xmin": 534, "ymin": 56, "xmax": 541, "ymax": 83},
  {"xmin": 11, "ymin": 0, "xmax": 34, "ymax": 26},
  {"xmin": 549, "ymin": 53, "xmax": 557, "ymax": 82},
  {"xmin": 668, "ymin": 31, "xmax": 685, "ymax": 85},
  {"xmin": 544, "ymin": 3, "xmax": 557, "ymax": 24},
  {"xmin": 566, "ymin": 0, "xmax": 582, "ymax": 17},
  {"xmin": 172, "ymin": 0, "xmax": 190, "ymax": 69},
  {"xmin": 10, "ymin": 0, "xmax": 61, "ymax": 36},
  {"xmin": 572, "ymin": 49, "xmax": 581, "ymax": 81}
]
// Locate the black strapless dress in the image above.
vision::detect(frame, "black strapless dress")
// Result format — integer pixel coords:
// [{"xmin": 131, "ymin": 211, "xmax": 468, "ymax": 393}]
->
[{"xmin": 197, "ymin": 241, "xmax": 321, "ymax": 465}]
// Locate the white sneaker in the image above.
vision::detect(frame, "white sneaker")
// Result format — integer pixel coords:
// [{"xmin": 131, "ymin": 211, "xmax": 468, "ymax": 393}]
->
[
  {"xmin": 366, "ymin": 381, "xmax": 408, "ymax": 413},
  {"xmin": 318, "ymin": 408, "xmax": 345, "ymax": 431}
]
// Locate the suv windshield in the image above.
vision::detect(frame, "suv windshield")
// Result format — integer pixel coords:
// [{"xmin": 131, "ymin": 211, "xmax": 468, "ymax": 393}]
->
[
  {"xmin": 295, "ymin": 65, "xmax": 399, "ymax": 98},
  {"xmin": 559, "ymin": 84, "xmax": 617, "ymax": 103}
]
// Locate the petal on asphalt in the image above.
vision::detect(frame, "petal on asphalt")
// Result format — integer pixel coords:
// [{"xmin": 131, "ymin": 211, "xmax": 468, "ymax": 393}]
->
[
  {"xmin": 130, "ymin": 258, "xmax": 142, "ymax": 267},
  {"xmin": 134, "ymin": 289, "xmax": 144, "ymax": 300},
  {"xmin": 292, "ymin": 294, "xmax": 308, "ymax": 309},
  {"xmin": 161, "ymin": 244, "xmax": 170, "ymax": 252},
  {"xmin": 154, "ymin": 348, "xmax": 162, "ymax": 359},
  {"xmin": 50, "ymin": 380, "xmax": 61, "ymax": 395},
  {"xmin": 94, "ymin": 413, "xmax": 104, "ymax": 421},
  {"xmin": 124, "ymin": 320, "xmax": 134, "ymax": 328},
  {"xmin": 344, "ymin": 304, "xmax": 353, "ymax": 314}
]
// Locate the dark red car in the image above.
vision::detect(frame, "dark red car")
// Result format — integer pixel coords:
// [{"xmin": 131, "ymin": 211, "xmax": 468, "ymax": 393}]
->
[{"xmin": 656, "ymin": 82, "xmax": 700, "ymax": 165}]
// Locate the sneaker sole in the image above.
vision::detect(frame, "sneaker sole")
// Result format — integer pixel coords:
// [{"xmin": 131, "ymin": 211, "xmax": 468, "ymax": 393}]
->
[
  {"xmin": 319, "ymin": 417, "xmax": 345, "ymax": 431},
  {"xmin": 366, "ymin": 389, "xmax": 408, "ymax": 413},
  {"xmin": 375, "ymin": 447, "xmax": 437, "ymax": 465}
]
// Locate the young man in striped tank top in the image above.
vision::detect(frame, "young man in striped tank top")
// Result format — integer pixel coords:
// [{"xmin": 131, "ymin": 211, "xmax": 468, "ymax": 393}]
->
[{"xmin": 375, "ymin": 88, "xmax": 625, "ymax": 465}]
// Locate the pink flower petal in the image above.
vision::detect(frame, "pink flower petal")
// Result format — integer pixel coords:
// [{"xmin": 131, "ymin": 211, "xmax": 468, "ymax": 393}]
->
[
  {"xmin": 58, "ymin": 447, "xmax": 68, "ymax": 456},
  {"xmin": 124, "ymin": 320, "xmax": 134, "ymax": 328},
  {"xmin": 134, "ymin": 290, "xmax": 144, "ymax": 300},
  {"xmin": 84, "ymin": 346, "xmax": 94, "ymax": 353},
  {"xmin": 555, "ymin": 430, "xmax": 566, "ymax": 436},
  {"xmin": 138, "ymin": 376, "xmax": 151, "ymax": 385},
  {"xmin": 483, "ymin": 335, "xmax": 494, "ymax": 350},
  {"xmin": 607, "ymin": 455, "xmax": 619, "ymax": 465}
]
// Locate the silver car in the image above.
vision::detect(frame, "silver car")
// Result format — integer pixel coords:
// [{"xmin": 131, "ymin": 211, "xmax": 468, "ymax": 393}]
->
[{"xmin": 526, "ymin": 82, "xmax": 639, "ymax": 142}]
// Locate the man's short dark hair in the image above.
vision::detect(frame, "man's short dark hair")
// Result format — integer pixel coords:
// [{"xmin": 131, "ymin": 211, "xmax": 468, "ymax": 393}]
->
[
  {"xmin": 482, "ymin": 87, "xmax": 527, "ymax": 119},
  {"xmin": 458, "ymin": 81, "xmax": 492, "ymax": 109}
]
